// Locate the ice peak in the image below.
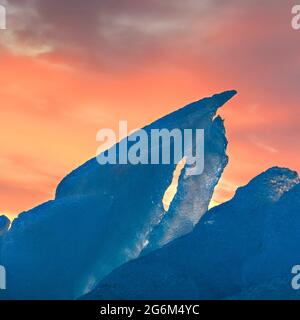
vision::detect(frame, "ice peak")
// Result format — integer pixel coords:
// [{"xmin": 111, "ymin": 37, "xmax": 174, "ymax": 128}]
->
[{"xmin": 235, "ymin": 166, "xmax": 299, "ymax": 204}]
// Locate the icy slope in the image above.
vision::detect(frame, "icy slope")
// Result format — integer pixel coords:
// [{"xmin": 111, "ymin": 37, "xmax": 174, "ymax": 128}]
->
[
  {"xmin": 236, "ymin": 183, "xmax": 300, "ymax": 299},
  {"xmin": 0, "ymin": 90, "xmax": 235, "ymax": 299},
  {"xmin": 0, "ymin": 215, "xmax": 10, "ymax": 252},
  {"xmin": 83, "ymin": 167, "xmax": 299, "ymax": 300},
  {"xmin": 0, "ymin": 216, "xmax": 10, "ymax": 237}
]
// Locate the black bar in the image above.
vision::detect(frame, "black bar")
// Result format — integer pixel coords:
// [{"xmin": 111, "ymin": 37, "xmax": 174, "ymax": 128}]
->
[{"xmin": 0, "ymin": 300, "xmax": 295, "ymax": 319}]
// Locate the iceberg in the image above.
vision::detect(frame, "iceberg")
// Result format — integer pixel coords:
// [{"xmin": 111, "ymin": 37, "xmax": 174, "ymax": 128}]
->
[
  {"xmin": 83, "ymin": 167, "xmax": 299, "ymax": 300},
  {"xmin": 0, "ymin": 90, "xmax": 236, "ymax": 299},
  {"xmin": 237, "ymin": 183, "xmax": 300, "ymax": 299}
]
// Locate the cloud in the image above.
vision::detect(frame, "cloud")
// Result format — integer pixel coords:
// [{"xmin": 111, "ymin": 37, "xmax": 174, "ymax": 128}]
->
[
  {"xmin": 1, "ymin": 0, "xmax": 220, "ymax": 69},
  {"xmin": 3, "ymin": 0, "xmax": 298, "ymax": 110},
  {"xmin": 249, "ymin": 135, "xmax": 279, "ymax": 154}
]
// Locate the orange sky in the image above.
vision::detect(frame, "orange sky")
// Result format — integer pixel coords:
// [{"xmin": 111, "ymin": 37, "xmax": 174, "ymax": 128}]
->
[{"xmin": 0, "ymin": 0, "xmax": 299, "ymax": 220}]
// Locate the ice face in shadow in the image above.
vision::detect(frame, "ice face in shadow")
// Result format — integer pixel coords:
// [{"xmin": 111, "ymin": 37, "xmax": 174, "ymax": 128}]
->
[
  {"xmin": 0, "ymin": 215, "xmax": 10, "ymax": 255},
  {"xmin": 0, "ymin": 216, "xmax": 9, "ymax": 299},
  {"xmin": 82, "ymin": 167, "xmax": 299, "ymax": 300},
  {"xmin": 0, "ymin": 90, "xmax": 236, "ymax": 299},
  {"xmin": 0, "ymin": 216, "xmax": 10, "ymax": 237},
  {"xmin": 0, "ymin": 215, "xmax": 10, "ymax": 253},
  {"xmin": 236, "ymin": 183, "xmax": 300, "ymax": 299}
]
